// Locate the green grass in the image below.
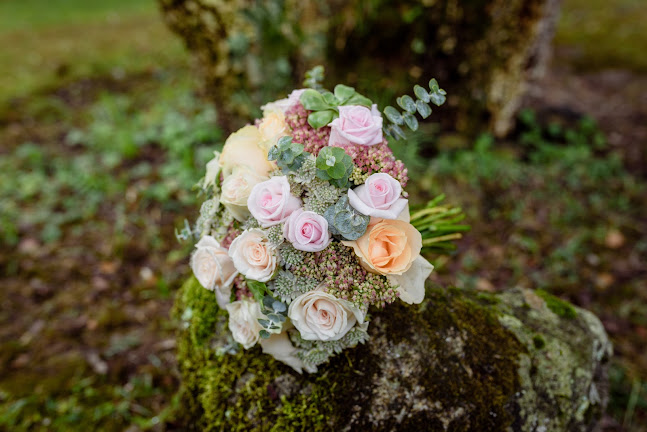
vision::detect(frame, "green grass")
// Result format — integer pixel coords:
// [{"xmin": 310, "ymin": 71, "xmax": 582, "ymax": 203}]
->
[
  {"xmin": 556, "ymin": 0, "xmax": 647, "ymax": 72},
  {"xmin": 0, "ymin": 0, "xmax": 186, "ymax": 102}
]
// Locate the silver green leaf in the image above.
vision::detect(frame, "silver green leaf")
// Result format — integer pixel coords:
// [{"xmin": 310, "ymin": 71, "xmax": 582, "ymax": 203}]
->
[{"xmin": 383, "ymin": 106, "xmax": 404, "ymax": 125}]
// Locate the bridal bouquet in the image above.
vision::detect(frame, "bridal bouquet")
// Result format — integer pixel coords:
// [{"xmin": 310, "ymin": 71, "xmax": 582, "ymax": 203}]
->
[{"xmin": 186, "ymin": 70, "xmax": 457, "ymax": 373}]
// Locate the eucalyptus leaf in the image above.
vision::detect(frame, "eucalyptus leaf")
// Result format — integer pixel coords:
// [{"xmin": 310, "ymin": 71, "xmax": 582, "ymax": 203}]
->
[
  {"xmin": 429, "ymin": 78, "xmax": 439, "ymax": 91},
  {"xmin": 258, "ymin": 319, "xmax": 271, "ymax": 327},
  {"xmin": 429, "ymin": 91, "xmax": 446, "ymax": 106},
  {"xmin": 334, "ymin": 84, "xmax": 356, "ymax": 103},
  {"xmin": 416, "ymin": 100, "xmax": 432, "ymax": 119},
  {"xmin": 308, "ymin": 110, "xmax": 335, "ymax": 129},
  {"xmin": 263, "ymin": 296, "xmax": 275, "ymax": 309},
  {"xmin": 398, "ymin": 95, "xmax": 417, "ymax": 113},
  {"xmin": 391, "ymin": 124, "xmax": 407, "ymax": 140},
  {"xmin": 259, "ymin": 330, "xmax": 271, "ymax": 339},
  {"xmin": 383, "ymin": 106, "xmax": 404, "ymax": 125},
  {"xmin": 403, "ymin": 112, "xmax": 419, "ymax": 131},
  {"xmin": 272, "ymin": 301, "xmax": 286, "ymax": 313},
  {"xmin": 300, "ymin": 89, "xmax": 329, "ymax": 111},
  {"xmin": 414, "ymin": 85, "xmax": 430, "ymax": 103}
]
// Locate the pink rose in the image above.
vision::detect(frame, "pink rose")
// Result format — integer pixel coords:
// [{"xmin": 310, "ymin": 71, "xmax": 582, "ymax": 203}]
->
[
  {"xmin": 283, "ymin": 209, "xmax": 331, "ymax": 252},
  {"xmin": 348, "ymin": 173, "xmax": 408, "ymax": 219},
  {"xmin": 248, "ymin": 176, "xmax": 301, "ymax": 227},
  {"xmin": 329, "ymin": 105, "xmax": 383, "ymax": 147}
]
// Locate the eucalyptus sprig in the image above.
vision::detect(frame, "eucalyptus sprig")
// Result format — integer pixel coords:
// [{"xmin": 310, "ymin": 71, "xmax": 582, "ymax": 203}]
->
[
  {"xmin": 299, "ymin": 85, "xmax": 373, "ymax": 129},
  {"xmin": 303, "ymin": 65, "xmax": 325, "ymax": 90},
  {"xmin": 268, "ymin": 136, "xmax": 310, "ymax": 173},
  {"xmin": 410, "ymin": 194, "xmax": 470, "ymax": 254},
  {"xmin": 383, "ymin": 78, "xmax": 447, "ymax": 140}
]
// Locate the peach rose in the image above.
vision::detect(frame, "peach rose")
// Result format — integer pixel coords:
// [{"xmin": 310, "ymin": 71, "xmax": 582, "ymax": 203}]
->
[
  {"xmin": 342, "ymin": 219, "xmax": 422, "ymax": 275},
  {"xmin": 219, "ymin": 125, "xmax": 275, "ymax": 179}
]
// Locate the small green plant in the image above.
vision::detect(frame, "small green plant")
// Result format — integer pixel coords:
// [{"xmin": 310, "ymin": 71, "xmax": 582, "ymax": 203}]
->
[
  {"xmin": 299, "ymin": 85, "xmax": 373, "ymax": 128},
  {"xmin": 315, "ymin": 147, "xmax": 354, "ymax": 188}
]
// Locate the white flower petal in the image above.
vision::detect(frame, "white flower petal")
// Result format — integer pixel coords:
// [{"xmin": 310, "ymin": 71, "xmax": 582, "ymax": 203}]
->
[{"xmin": 388, "ymin": 256, "xmax": 434, "ymax": 304}]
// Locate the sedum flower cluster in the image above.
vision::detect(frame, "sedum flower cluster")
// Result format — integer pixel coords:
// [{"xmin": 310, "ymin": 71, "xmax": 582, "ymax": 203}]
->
[{"xmin": 188, "ymin": 83, "xmax": 435, "ymax": 373}]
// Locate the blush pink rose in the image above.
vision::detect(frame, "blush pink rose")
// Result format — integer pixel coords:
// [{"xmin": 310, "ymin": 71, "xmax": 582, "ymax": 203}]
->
[
  {"xmin": 283, "ymin": 209, "xmax": 331, "ymax": 252},
  {"xmin": 328, "ymin": 105, "xmax": 383, "ymax": 147},
  {"xmin": 248, "ymin": 176, "xmax": 301, "ymax": 227},
  {"xmin": 348, "ymin": 173, "xmax": 408, "ymax": 219}
]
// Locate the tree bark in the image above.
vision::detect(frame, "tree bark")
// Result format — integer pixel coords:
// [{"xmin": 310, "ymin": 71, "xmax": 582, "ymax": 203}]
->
[
  {"xmin": 157, "ymin": 0, "xmax": 561, "ymax": 136},
  {"xmin": 173, "ymin": 276, "xmax": 610, "ymax": 431}
]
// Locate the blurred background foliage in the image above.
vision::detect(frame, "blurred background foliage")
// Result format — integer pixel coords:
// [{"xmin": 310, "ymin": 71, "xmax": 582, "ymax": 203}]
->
[{"xmin": 0, "ymin": 0, "xmax": 645, "ymax": 430}]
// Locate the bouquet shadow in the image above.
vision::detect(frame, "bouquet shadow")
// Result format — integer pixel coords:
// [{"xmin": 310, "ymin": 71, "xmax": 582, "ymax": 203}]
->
[{"xmin": 174, "ymin": 276, "xmax": 611, "ymax": 432}]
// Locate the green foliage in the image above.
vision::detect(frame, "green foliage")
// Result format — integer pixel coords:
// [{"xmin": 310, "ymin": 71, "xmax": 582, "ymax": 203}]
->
[
  {"xmin": 270, "ymin": 270, "xmax": 319, "ymax": 303},
  {"xmin": 315, "ymin": 147, "xmax": 354, "ymax": 188},
  {"xmin": 383, "ymin": 78, "xmax": 447, "ymax": 139},
  {"xmin": 246, "ymin": 280, "xmax": 270, "ymax": 303},
  {"xmin": 323, "ymin": 195, "xmax": 370, "ymax": 241},
  {"xmin": 299, "ymin": 85, "xmax": 372, "ymax": 129},
  {"xmin": 267, "ymin": 136, "xmax": 310, "ymax": 173},
  {"xmin": 258, "ymin": 295, "xmax": 288, "ymax": 338},
  {"xmin": 0, "ymin": 89, "xmax": 220, "ymax": 247},
  {"xmin": 303, "ymin": 65, "xmax": 325, "ymax": 90},
  {"xmin": 410, "ymin": 195, "xmax": 470, "ymax": 254}
]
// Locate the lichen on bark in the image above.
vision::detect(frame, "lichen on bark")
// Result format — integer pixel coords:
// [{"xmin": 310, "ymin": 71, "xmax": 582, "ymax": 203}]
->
[{"xmin": 172, "ymin": 277, "xmax": 611, "ymax": 431}]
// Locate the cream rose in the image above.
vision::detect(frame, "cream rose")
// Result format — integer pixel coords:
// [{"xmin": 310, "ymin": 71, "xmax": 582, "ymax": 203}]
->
[
  {"xmin": 342, "ymin": 219, "xmax": 422, "ymax": 275},
  {"xmin": 228, "ymin": 229, "xmax": 278, "ymax": 282},
  {"xmin": 219, "ymin": 125, "xmax": 275, "ymax": 179},
  {"xmin": 190, "ymin": 235, "xmax": 238, "ymax": 308},
  {"xmin": 220, "ymin": 167, "xmax": 267, "ymax": 221},
  {"xmin": 258, "ymin": 109, "xmax": 288, "ymax": 151},
  {"xmin": 226, "ymin": 299, "xmax": 265, "ymax": 349},
  {"xmin": 288, "ymin": 287, "xmax": 365, "ymax": 341},
  {"xmin": 203, "ymin": 151, "xmax": 221, "ymax": 189}
]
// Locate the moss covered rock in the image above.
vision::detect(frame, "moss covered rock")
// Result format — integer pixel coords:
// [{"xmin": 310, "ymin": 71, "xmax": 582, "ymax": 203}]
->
[{"xmin": 173, "ymin": 277, "xmax": 611, "ymax": 431}]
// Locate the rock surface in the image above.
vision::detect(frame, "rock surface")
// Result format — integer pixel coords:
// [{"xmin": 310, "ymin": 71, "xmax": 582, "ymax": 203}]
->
[{"xmin": 174, "ymin": 277, "xmax": 611, "ymax": 431}]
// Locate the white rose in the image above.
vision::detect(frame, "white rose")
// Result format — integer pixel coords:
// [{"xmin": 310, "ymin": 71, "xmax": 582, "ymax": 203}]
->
[
  {"xmin": 220, "ymin": 167, "xmax": 267, "ymax": 221},
  {"xmin": 228, "ymin": 229, "xmax": 278, "ymax": 282},
  {"xmin": 226, "ymin": 299, "xmax": 265, "ymax": 349},
  {"xmin": 190, "ymin": 235, "xmax": 238, "ymax": 308},
  {"xmin": 260, "ymin": 89, "xmax": 306, "ymax": 114},
  {"xmin": 203, "ymin": 151, "xmax": 221, "ymax": 189},
  {"xmin": 288, "ymin": 287, "xmax": 365, "ymax": 341}
]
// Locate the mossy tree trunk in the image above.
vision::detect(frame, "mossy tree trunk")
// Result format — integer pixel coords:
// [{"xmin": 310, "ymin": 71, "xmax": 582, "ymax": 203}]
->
[
  {"xmin": 173, "ymin": 277, "xmax": 610, "ymax": 431},
  {"xmin": 157, "ymin": 0, "xmax": 561, "ymax": 136}
]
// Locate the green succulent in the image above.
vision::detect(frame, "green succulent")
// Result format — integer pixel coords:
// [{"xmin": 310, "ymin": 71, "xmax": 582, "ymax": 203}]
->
[
  {"xmin": 268, "ymin": 136, "xmax": 310, "ymax": 173},
  {"xmin": 324, "ymin": 194, "xmax": 370, "ymax": 241},
  {"xmin": 315, "ymin": 147, "xmax": 354, "ymax": 189},
  {"xmin": 299, "ymin": 84, "xmax": 373, "ymax": 129}
]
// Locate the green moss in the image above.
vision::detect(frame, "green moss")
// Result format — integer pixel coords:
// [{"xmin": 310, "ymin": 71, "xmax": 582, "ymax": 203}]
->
[
  {"xmin": 173, "ymin": 278, "xmax": 528, "ymax": 430},
  {"xmin": 535, "ymin": 289, "xmax": 577, "ymax": 319},
  {"xmin": 532, "ymin": 335, "xmax": 546, "ymax": 350}
]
